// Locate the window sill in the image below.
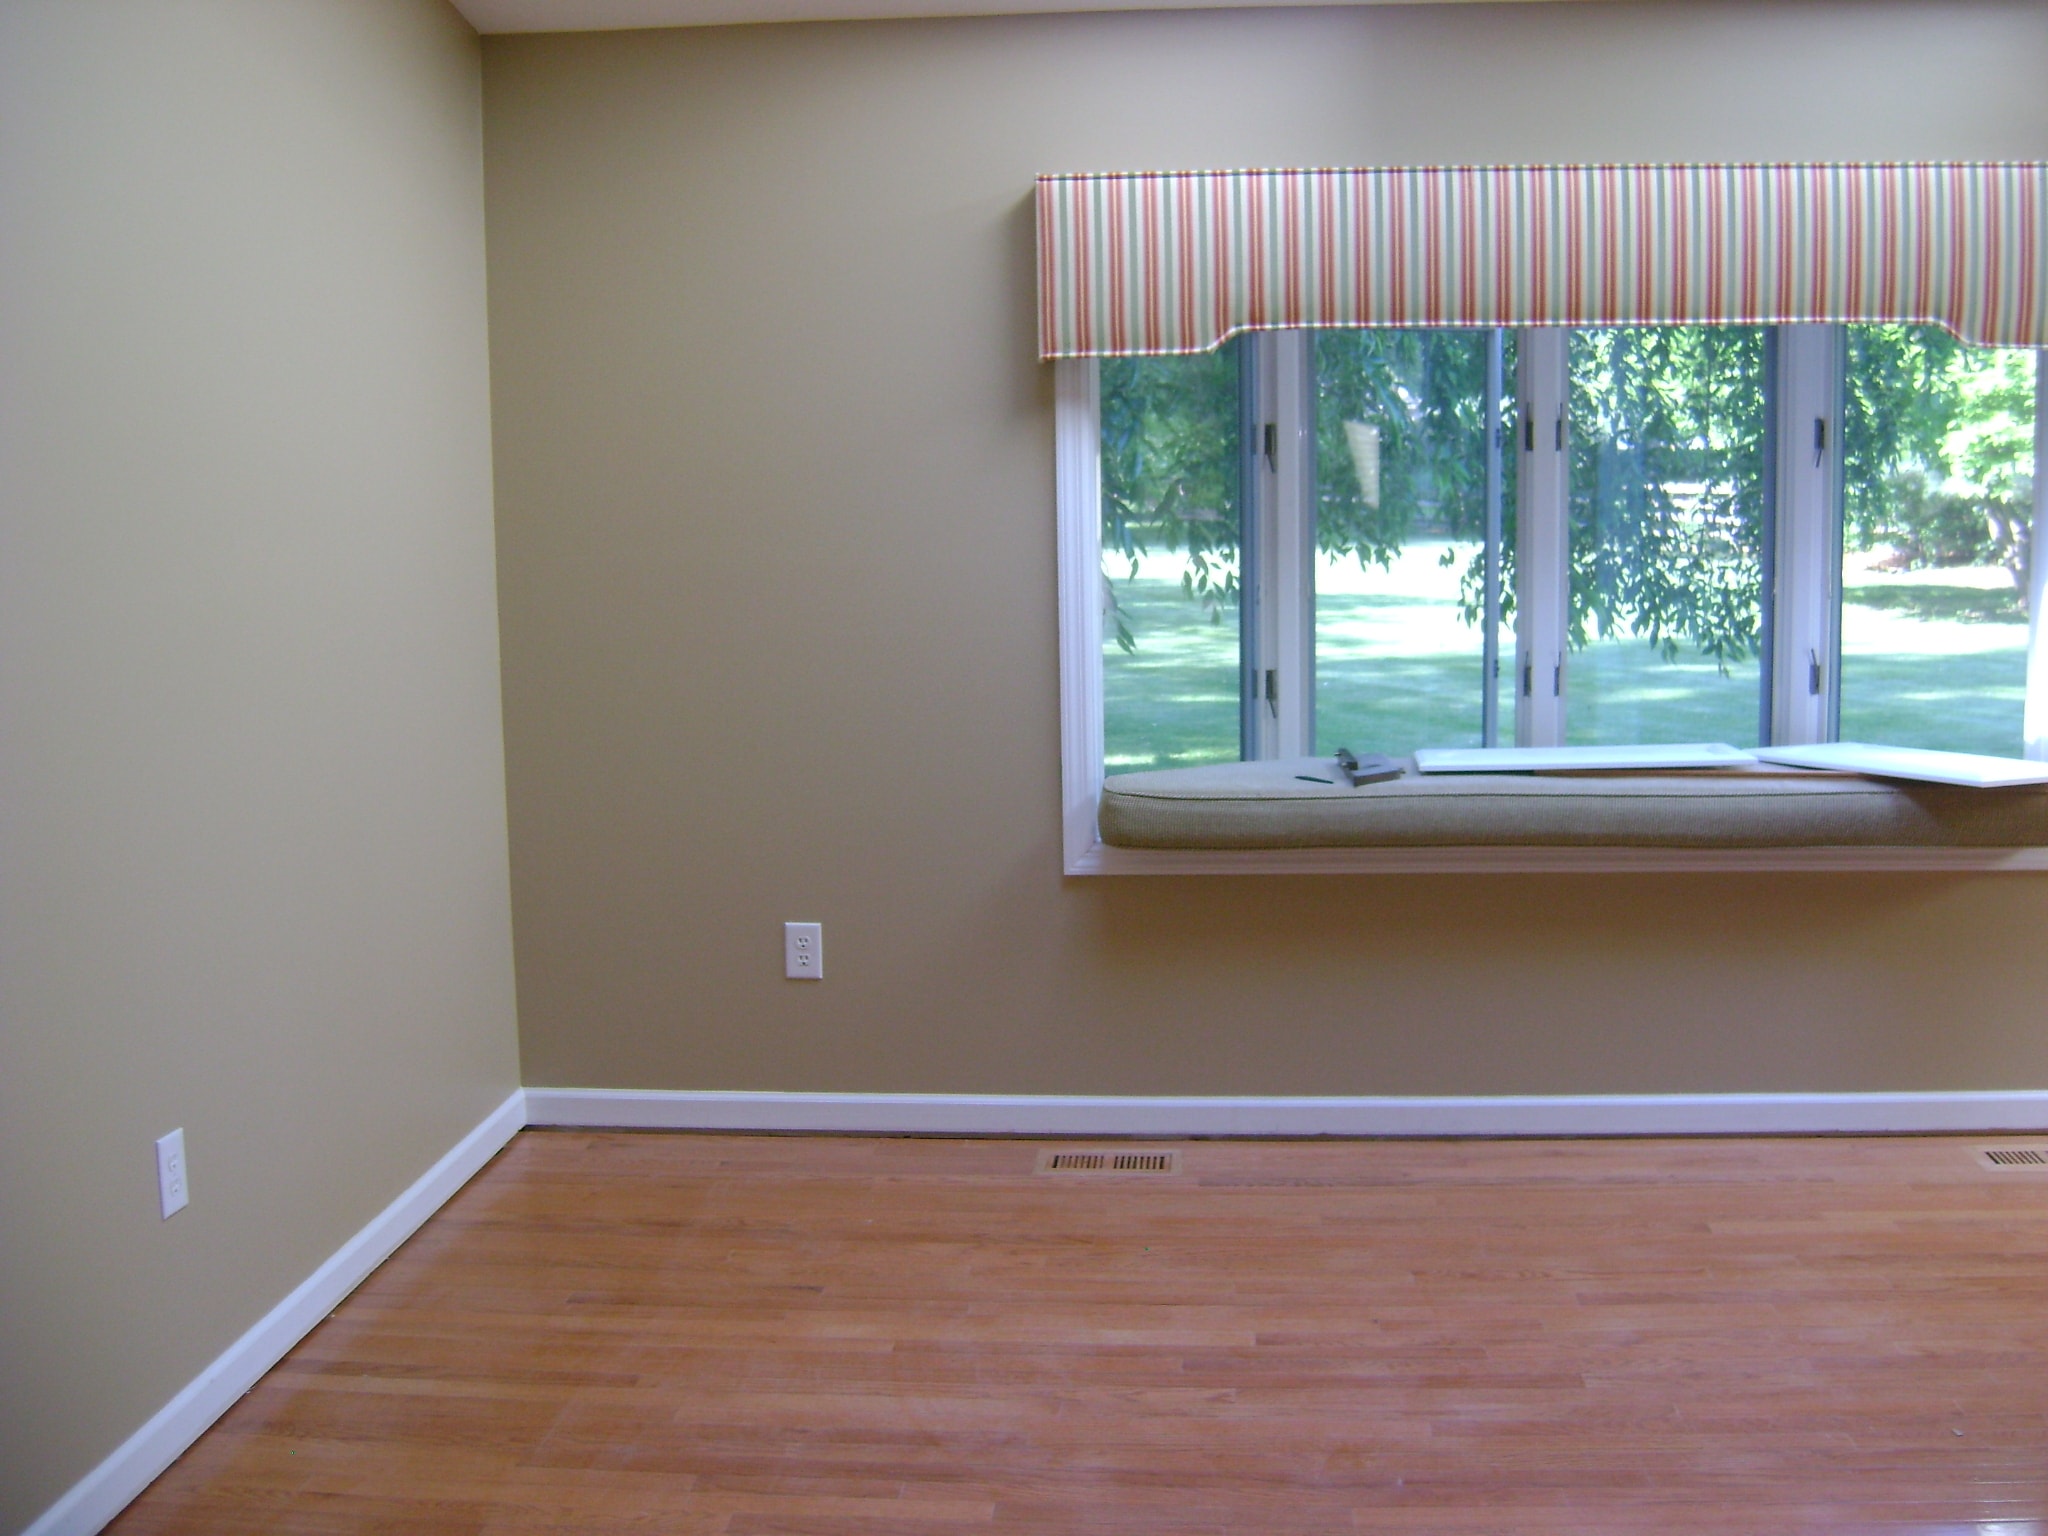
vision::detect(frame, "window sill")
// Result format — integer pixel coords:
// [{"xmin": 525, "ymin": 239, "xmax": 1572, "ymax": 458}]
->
[{"xmin": 1072, "ymin": 758, "xmax": 2048, "ymax": 875}]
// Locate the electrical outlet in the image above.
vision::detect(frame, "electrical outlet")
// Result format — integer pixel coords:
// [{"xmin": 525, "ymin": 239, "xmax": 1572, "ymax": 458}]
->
[
  {"xmin": 784, "ymin": 921, "xmax": 823, "ymax": 980},
  {"xmin": 156, "ymin": 1129, "xmax": 188, "ymax": 1219}
]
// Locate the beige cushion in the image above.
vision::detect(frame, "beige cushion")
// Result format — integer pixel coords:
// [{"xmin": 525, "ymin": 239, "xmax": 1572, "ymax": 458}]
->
[{"xmin": 1097, "ymin": 756, "xmax": 2048, "ymax": 850}]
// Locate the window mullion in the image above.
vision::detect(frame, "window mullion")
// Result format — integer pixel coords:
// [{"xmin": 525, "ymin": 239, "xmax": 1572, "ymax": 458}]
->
[
  {"xmin": 1515, "ymin": 328, "xmax": 1569, "ymax": 747},
  {"xmin": 2026, "ymin": 349, "xmax": 2048, "ymax": 761},
  {"xmin": 1272, "ymin": 331, "xmax": 1317, "ymax": 757},
  {"xmin": 1482, "ymin": 328, "xmax": 1506, "ymax": 748},
  {"xmin": 1238, "ymin": 337, "xmax": 1265, "ymax": 759},
  {"xmin": 1241, "ymin": 331, "xmax": 1316, "ymax": 759},
  {"xmin": 1769, "ymin": 324, "xmax": 1843, "ymax": 746}
]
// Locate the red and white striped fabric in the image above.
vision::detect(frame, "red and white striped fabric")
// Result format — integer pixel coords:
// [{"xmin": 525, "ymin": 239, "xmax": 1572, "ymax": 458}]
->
[{"xmin": 1035, "ymin": 164, "xmax": 2048, "ymax": 358}]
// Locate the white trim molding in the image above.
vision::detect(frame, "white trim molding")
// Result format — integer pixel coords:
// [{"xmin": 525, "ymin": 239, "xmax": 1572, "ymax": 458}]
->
[
  {"xmin": 525, "ymin": 1086, "xmax": 2048, "ymax": 1138},
  {"xmin": 1065, "ymin": 842, "xmax": 2048, "ymax": 874},
  {"xmin": 1055, "ymin": 357, "xmax": 1106, "ymax": 874},
  {"xmin": 450, "ymin": 0, "xmax": 1573, "ymax": 36},
  {"xmin": 24, "ymin": 1090, "xmax": 528, "ymax": 1536}
]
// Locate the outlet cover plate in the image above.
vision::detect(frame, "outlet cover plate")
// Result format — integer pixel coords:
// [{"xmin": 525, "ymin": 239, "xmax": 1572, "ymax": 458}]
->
[
  {"xmin": 156, "ymin": 1128, "xmax": 189, "ymax": 1219},
  {"xmin": 784, "ymin": 922, "xmax": 823, "ymax": 980}
]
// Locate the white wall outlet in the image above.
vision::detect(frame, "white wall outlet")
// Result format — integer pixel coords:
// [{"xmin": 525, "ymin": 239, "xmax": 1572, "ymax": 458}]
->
[
  {"xmin": 155, "ymin": 1128, "xmax": 188, "ymax": 1219},
  {"xmin": 784, "ymin": 921, "xmax": 823, "ymax": 980}
]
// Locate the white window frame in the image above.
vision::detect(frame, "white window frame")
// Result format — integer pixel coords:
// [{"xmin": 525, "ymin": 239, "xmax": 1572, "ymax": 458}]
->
[
  {"xmin": 1056, "ymin": 335, "xmax": 2048, "ymax": 876},
  {"xmin": 2030, "ymin": 348, "xmax": 2048, "ymax": 760},
  {"xmin": 1770, "ymin": 324, "xmax": 1845, "ymax": 747},
  {"xmin": 1515, "ymin": 328, "xmax": 1570, "ymax": 748},
  {"xmin": 1239, "ymin": 332, "xmax": 1318, "ymax": 761}
]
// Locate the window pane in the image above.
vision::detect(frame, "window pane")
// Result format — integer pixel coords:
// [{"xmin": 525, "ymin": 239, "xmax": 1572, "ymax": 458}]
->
[
  {"xmin": 1566, "ymin": 327, "xmax": 1769, "ymax": 746},
  {"xmin": 1100, "ymin": 344, "xmax": 1242, "ymax": 775},
  {"xmin": 1314, "ymin": 330, "xmax": 1512, "ymax": 756},
  {"xmin": 1840, "ymin": 326, "xmax": 2035, "ymax": 756}
]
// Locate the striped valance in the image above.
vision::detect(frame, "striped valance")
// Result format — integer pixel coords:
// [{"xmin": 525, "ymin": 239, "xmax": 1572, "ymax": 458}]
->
[{"xmin": 1035, "ymin": 163, "xmax": 2048, "ymax": 358}]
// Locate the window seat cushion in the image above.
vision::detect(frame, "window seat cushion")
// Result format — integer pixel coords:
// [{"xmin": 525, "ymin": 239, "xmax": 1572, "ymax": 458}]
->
[{"xmin": 1096, "ymin": 757, "xmax": 2048, "ymax": 850}]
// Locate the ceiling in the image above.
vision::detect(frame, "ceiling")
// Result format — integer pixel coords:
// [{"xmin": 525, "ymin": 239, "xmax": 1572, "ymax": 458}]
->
[{"xmin": 451, "ymin": 0, "xmax": 1556, "ymax": 33}]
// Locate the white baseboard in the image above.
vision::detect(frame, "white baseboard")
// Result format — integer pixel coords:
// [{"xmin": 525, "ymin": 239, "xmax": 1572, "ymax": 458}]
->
[
  {"xmin": 524, "ymin": 1086, "xmax": 2048, "ymax": 1138},
  {"xmin": 24, "ymin": 1088, "xmax": 528, "ymax": 1536}
]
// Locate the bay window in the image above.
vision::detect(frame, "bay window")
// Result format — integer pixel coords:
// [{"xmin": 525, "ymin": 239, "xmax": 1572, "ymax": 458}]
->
[{"xmin": 1043, "ymin": 164, "xmax": 2048, "ymax": 869}]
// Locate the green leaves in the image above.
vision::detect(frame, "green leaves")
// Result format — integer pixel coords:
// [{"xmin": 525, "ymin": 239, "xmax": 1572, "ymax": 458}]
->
[
  {"xmin": 1567, "ymin": 326, "xmax": 1768, "ymax": 669},
  {"xmin": 1845, "ymin": 326, "xmax": 2037, "ymax": 605},
  {"xmin": 1315, "ymin": 329, "xmax": 1507, "ymax": 574},
  {"xmin": 1099, "ymin": 344, "xmax": 1242, "ymax": 652}
]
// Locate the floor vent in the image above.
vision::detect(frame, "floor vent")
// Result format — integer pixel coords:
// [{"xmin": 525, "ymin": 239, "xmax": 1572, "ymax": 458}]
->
[
  {"xmin": 1036, "ymin": 1148, "xmax": 1182, "ymax": 1176},
  {"xmin": 1978, "ymin": 1146, "xmax": 2048, "ymax": 1170}
]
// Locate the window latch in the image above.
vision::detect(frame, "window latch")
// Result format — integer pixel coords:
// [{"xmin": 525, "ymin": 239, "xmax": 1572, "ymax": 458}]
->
[
  {"xmin": 1522, "ymin": 659, "xmax": 1532, "ymax": 697},
  {"xmin": 1808, "ymin": 648, "xmax": 1824, "ymax": 696},
  {"xmin": 1265, "ymin": 668, "xmax": 1279, "ymax": 719},
  {"xmin": 1263, "ymin": 422, "xmax": 1278, "ymax": 471},
  {"xmin": 1813, "ymin": 417, "xmax": 1828, "ymax": 467},
  {"xmin": 1523, "ymin": 414, "xmax": 1534, "ymax": 453},
  {"xmin": 1553, "ymin": 654, "xmax": 1563, "ymax": 697},
  {"xmin": 1555, "ymin": 409, "xmax": 1566, "ymax": 452}
]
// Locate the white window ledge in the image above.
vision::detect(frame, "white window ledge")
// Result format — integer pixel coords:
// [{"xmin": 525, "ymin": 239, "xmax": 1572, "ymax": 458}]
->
[{"xmin": 1069, "ymin": 842, "xmax": 2048, "ymax": 875}]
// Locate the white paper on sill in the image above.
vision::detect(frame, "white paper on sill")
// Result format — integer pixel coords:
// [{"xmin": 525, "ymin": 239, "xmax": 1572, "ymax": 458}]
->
[
  {"xmin": 1753, "ymin": 742, "xmax": 2048, "ymax": 788},
  {"xmin": 1412, "ymin": 743, "xmax": 1757, "ymax": 774}
]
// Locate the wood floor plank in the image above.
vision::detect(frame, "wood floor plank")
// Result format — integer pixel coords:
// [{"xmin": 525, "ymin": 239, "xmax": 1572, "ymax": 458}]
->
[{"xmin": 109, "ymin": 1130, "xmax": 2048, "ymax": 1533}]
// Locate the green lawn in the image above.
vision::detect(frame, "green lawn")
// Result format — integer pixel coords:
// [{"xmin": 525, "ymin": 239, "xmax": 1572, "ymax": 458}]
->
[
  {"xmin": 1102, "ymin": 573, "xmax": 1240, "ymax": 772},
  {"xmin": 1838, "ymin": 554, "xmax": 2028, "ymax": 755},
  {"xmin": 1103, "ymin": 543, "xmax": 2029, "ymax": 772}
]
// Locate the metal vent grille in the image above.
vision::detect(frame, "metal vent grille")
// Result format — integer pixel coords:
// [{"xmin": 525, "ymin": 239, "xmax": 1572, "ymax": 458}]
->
[
  {"xmin": 1035, "ymin": 1148, "xmax": 1182, "ymax": 1176},
  {"xmin": 1979, "ymin": 1146, "xmax": 2048, "ymax": 1169},
  {"xmin": 1113, "ymin": 1152, "xmax": 1176, "ymax": 1173}
]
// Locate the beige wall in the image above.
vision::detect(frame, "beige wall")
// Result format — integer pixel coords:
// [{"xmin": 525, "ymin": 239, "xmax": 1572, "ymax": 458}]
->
[
  {"xmin": 485, "ymin": 0, "xmax": 2048, "ymax": 1101},
  {"xmin": 0, "ymin": 1, "xmax": 518, "ymax": 1525}
]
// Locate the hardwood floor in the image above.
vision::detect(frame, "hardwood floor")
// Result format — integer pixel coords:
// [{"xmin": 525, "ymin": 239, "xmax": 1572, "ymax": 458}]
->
[{"xmin": 111, "ymin": 1131, "xmax": 2048, "ymax": 1534}]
